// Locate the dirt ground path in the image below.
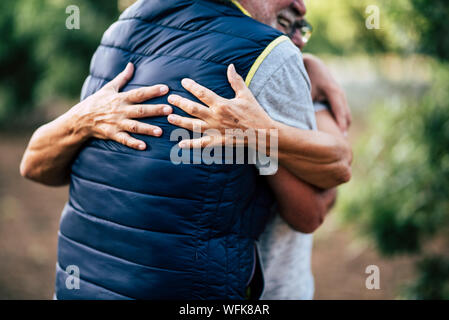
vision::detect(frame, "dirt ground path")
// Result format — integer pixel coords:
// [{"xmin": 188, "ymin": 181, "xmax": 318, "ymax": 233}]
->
[{"xmin": 0, "ymin": 133, "xmax": 415, "ymax": 299}]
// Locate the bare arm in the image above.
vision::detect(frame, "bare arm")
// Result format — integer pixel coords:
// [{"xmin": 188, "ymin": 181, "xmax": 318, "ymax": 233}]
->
[
  {"xmin": 267, "ymin": 109, "xmax": 347, "ymax": 233},
  {"xmin": 20, "ymin": 63, "xmax": 172, "ymax": 186},
  {"xmin": 303, "ymin": 53, "xmax": 352, "ymax": 134},
  {"xmin": 267, "ymin": 166, "xmax": 336, "ymax": 233},
  {"xmin": 273, "ymin": 119, "xmax": 351, "ymax": 188},
  {"xmin": 166, "ymin": 64, "xmax": 352, "ymax": 189}
]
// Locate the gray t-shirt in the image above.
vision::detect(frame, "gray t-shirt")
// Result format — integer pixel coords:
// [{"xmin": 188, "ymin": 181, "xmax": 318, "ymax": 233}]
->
[{"xmin": 248, "ymin": 38, "xmax": 316, "ymax": 300}]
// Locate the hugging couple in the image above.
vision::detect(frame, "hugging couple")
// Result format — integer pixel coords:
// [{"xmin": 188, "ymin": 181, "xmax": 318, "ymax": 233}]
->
[{"xmin": 21, "ymin": 0, "xmax": 352, "ymax": 300}]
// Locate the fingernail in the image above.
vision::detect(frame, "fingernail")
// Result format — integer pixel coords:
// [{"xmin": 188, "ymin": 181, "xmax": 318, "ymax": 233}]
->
[
  {"xmin": 181, "ymin": 78, "xmax": 193, "ymax": 87},
  {"xmin": 229, "ymin": 64, "xmax": 236, "ymax": 72},
  {"xmin": 126, "ymin": 62, "xmax": 133, "ymax": 71},
  {"xmin": 344, "ymin": 131, "xmax": 348, "ymax": 137},
  {"xmin": 160, "ymin": 85, "xmax": 169, "ymax": 94},
  {"xmin": 138, "ymin": 143, "xmax": 146, "ymax": 150},
  {"xmin": 167, "ymin": 114, "xmax": 177, "ymax": 123},
  {"xmin": 154, "ymin": 128, "xmax": 162, "ymax": 136},
  {"xmin": 168, "ymin": 95, "xmax": 177, "ymax": 104},
  {"xmin": 179, "ymin": 141, "xmax": 186, "ymax": 148},
  {"xmin": 163, "ymin": 106, "xmax": 172, "ymax": 114}
]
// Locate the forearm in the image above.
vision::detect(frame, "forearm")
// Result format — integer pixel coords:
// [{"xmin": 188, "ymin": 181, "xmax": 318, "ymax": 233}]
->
[
  {"xmin": 271, "ymin": 120, "xmax": 352, "ymax": 189},
  {"xmin": 20, "ymin": 106, "xmax": 88, "ymax": 186},
  {"xmin": 267, "ymin": 166, "xmax": 337, "ymax": 233}
]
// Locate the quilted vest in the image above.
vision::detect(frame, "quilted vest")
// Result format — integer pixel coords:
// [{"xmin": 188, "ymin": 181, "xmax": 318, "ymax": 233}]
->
[{"xmin": 55, "ymin": 0, "xmax": 283, "ymax": 300}]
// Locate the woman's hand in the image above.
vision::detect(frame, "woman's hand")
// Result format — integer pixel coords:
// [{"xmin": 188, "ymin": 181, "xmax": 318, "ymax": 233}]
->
[
  {"xmin": 302, "ymin": 53, "xmax": 351, "ymax": 135},
  {"xmin": 166, "ymin": 64, "xmax": 351, "ymax": 189},
  {"xmin": 20, "ymin": 62, "xmax": 172, "ymax": 186},
  {"xmin": 167, "ymin": 64, "xmax": 275, "ymax": 148},
  {"xmin": 71, "ymin": 62, "xmax": 173, "ymax": 150}
]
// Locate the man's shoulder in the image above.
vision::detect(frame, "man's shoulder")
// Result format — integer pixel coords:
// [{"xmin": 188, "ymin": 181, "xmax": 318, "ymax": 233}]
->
[
  {"xmin": 247, "ymin": 38, "xmax": 316, "ymax": 131},
  {"xmin": 262, "ymin": 37, "xmax": 303, "ymax": 66},
  {"xmin": 248, "ymin": 39, "xmax": 309, "ymax": 95}
]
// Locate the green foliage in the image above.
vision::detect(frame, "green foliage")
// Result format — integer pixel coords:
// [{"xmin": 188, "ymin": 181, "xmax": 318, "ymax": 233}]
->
[
  {"xmin": 401, "ymin": 0, "xmax": 449, "ymax": 61},
  {"xmin": 403, "ymin": 256, "xmax": 449, "ymax": 299},
  {"xmin": 2, "ymin": 0, "xmax": 449, "ymax": 124},
  {"xmin": 0, "ymin": 0, "xmax": 42, "ymax": 120},
  {"xmin": 305, "ymin": 0, "xmax": 402, "ymax": 56},
  {"xmin": 339, "ymin": 65, "xmax": 449, "ymax": 298},
  {"xmin": 305, "ymin": 0, "xmax": 449, "ymax": 299},
  {"xmin": 305, "ymin": 0, "xmax": 449, "ymax": 61},
  {"xmin": 0, "ymin": 0, "xmax": 119, "ymax": 125}
]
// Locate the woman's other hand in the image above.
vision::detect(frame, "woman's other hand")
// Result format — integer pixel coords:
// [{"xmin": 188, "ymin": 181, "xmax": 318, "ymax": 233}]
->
[
  {"xmin": 20, "ymin": 63, "xmax": 171, "ymax": 186},
  {"xmin": 71, "ymin": 62, "xmax": 173, "ymax": 150}
]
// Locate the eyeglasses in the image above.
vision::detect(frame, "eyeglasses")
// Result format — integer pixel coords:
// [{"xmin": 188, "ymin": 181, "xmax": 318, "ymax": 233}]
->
[{"xmin": 278, "ymin": 18, "xmax": 313, "ymax": 44}]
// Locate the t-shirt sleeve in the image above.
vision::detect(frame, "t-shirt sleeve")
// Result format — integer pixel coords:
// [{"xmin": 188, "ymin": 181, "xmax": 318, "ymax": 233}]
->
[
  {"xmin": 248, "ymin": 39, "xmax": 317, "ymax": 175},
  {"xmin": 248, "ymin": 39, "xmax": 317, "ymax": 131}
]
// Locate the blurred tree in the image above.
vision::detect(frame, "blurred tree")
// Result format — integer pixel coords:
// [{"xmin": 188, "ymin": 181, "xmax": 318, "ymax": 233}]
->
[
  {"xmin": 388, "ymin": 0, "xmax": 449, "ymax": 61},
  {"xmin": 0, "ymin": 0, "xmax": 119, "ymax": 126},
  {"xmin": 304, "ymin": 0, "xmax": 449, "ymax": 299},
  {"xmin": 411, "ymin": 0, "xmax": 449, "ymax": 61},
  {"xmin": 305, "ymin": 0, "xmax": 397, "ymax": 56},
  {"xmin": 0, "ymin": 0, "xmax": 42, "ymax": 122},
  {"xmin": 15, "ymin": 0, "xmax": 119, "ymax": 100},
  {"xmin": 339, "ymin": 63, "xmax": 449, "ymax": 299},
  {"xmin": 305, "ymin": 0, "xmax": 449, "ymax": 61}
]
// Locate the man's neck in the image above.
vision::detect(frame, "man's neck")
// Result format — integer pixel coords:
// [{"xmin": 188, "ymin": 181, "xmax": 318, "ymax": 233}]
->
[{"xmin": 239, "ymin": 0, "xmax": 274, "ymax": 26}]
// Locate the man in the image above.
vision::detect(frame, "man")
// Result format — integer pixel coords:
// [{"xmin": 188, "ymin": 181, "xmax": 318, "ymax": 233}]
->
[
  {"xmin": 163, "ymin": 1, "xmax": 351, "ymax": 299},
  {"xmin": 21, "ymin": 0, "xmax": 351, "ymax": 299},
  {"xmin": 261, "ymin": 4, "xmax": 351, "ymax": 300}
]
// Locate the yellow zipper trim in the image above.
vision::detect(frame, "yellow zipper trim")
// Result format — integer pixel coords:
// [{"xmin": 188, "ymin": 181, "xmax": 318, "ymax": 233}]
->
[
  {"xmin": 245, "ymin": 35, "xmax": 290, "ymax": 87},
  {"xmin": 231, "ymin": 0, "xmax": 252, "ymax": 17}
]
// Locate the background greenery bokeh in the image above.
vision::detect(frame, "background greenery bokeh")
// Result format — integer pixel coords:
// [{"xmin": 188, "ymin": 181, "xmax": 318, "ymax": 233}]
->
[
  {"xmin": 306, "ymin": 0, "xmax": 449, "ymax": 299},
  {"xmin": 0, "ymin": 0, "xmax": 448, "ymax": 299}
]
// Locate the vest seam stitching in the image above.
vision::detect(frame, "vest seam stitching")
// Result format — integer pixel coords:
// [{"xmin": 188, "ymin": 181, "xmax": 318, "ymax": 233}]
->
[
  {"xmin": 98, "ymin": 43, "xmax": 230, "ymax": 67},
  {"xmin": 196, "ymin": 170, "xmax": 215, "ymax": 298},
  {"xmin": 87, "ymin": 75, "xmax": 194, "ymax": 95},
  {"xmin": 72, "ymin": 170, "xmax": 205, "ymax": 203},
  {"xmin": 118, "ymin": 16, "xmax": 272, "ymax": 48},
  {"xmin": 66, "ymin": 201, "xmax": 195, "ymax": 237},
  {"xmin": 212, "ymin": 169, "xmax": 233, "ymax": 298},
  {"xmin": 59, "ymin": 232, "xmax": 195, "ymax": 274}
]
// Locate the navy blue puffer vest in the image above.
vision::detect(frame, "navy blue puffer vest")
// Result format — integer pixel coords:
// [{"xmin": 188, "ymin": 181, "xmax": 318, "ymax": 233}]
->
[{"xmin": 55, "ymin": 0, "xmax": 282, "ymax": 300}]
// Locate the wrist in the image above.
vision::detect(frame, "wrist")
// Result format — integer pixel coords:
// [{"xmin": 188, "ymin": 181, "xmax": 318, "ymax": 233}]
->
[{"xmin": 63, "ymin": 102, "xmax": 92, "ymax": 143}]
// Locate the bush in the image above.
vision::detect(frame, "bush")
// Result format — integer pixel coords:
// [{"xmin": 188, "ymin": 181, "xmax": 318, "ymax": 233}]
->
[
  {"xmin": 0, "ymin": 0, "xmax": 119, "ymax": 126},
  {"xmin": 339, "ymin": 65, "xmax": 449, "ymax": 299}
]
